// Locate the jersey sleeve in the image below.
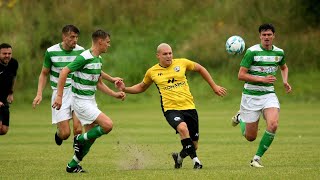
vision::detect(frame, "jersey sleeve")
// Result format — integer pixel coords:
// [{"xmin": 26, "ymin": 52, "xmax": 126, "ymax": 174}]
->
[
  {"xmin": 11, "ymin": 58, "xmax": 19, "ymax": 76},
  {"xmin": 278, "ymin": 52, "xmax": 286, "ymax": 66},
  {"xmin": 142, "ymin": 69, "xmax": 153, "ymax": 85},
  {"xmin": 183, "ymin": 58, "xmax": 196, "ymax": 71},
  {"xmin": 67, "ymin": 55, "xmax": 86, "ymax": 72},
  {"xmin": 240, "ymin": 50, "xmax": 254, "ymax": 68},
  {"xmin": 43, "ymin": 51, "xmax": 52, "ymax": 68}
]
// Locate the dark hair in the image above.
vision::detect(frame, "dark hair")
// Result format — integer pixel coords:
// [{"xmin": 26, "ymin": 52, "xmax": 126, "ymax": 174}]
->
[
  {"xmin": 62, "ymin": 24, "xmax": 80, "ymax": 35},
  {"xmin": 259, "ymin": 23, "xmax": 275, "ymax": 33},
  {"xmin": 92, "ymin": 29, "xmax": 110, "ymax": 42},
  {"xmin": 0, "ymin": 43, "xmax": 12, "ymax": 50}
]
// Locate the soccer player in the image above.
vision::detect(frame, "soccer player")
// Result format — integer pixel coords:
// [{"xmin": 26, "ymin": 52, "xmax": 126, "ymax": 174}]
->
[
  {"xmin": 33, "ymin": 25, "xmax": 122, "ymax": 146},
  {"xmin": 115, "ymin": 43, "xmax": 227, "ymax": 169},
  {"xmin": 231, "ymin": 23, "xmax": 292, "ymax": 167},
  {"xmin": 0, "ymin": 43, "xmax": 18, "ymax": 135},
  {"xmin": 52, "ymin": 29, "xmax": 125, "ymax": 173}
]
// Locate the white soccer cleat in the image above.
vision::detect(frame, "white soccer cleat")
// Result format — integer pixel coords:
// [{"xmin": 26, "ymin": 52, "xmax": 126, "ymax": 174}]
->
[
  {"xmin": 231, "ymin": 111, "xmax": 240, "ymax": 127},
  {"xmin": 250, "ymin": 159, "xmax": 264, "ymax": 168}
]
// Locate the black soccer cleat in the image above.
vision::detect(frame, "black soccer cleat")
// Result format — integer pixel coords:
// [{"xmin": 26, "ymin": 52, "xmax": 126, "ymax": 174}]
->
[
  {"xmin": 55, "ymin": 132, "xmax": 63, "ymax": 146},
  {"xmin": 73, "ymin": 135, "xmax": 84, "ymax": 161},
  {"xmin": 66, "ymin": 164, "xmax": 86, "ymax": 173},
  {"xmin": 172, "ymin": 152, "xmax": 183, "ymax": 169},
  {"xmin": 193, "ymin": 162, "xmax": 203, "ymax": 169}
]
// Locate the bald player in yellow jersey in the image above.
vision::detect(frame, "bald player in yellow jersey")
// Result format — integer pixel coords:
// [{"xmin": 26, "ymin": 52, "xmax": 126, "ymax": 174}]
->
[{"xmin": 115, "ymin": 43, "xmax": 227, "ymax": 169}]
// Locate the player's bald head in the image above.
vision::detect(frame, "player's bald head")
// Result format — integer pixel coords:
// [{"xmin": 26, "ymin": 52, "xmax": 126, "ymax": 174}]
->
[{"xmin": 157, "ymin": 43, "xmax": 171, "ymax": 53}]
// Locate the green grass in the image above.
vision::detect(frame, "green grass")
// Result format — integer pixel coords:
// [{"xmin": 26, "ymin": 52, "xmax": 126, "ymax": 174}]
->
[{"xmin": 0, "ymin": 100, "xmax": 319, "ymax": 179}]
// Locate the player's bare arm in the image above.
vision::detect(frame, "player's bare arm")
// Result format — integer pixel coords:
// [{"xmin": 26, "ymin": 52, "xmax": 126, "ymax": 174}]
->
[
  {"xmin": 193, "ymin": 63, "xmax": 227, "ymax": 97},
  {"xmin": 238, "ymin": 66, "xmax": 276, "ymax": 84},
  {"xmin": 33, "ymin": 67, "xmax": 50, "ymax": 108},
  {"xmin": 97, "ymin": 76, "xmax": 126, "ymax": 100},
  {"xmin": 115, "ymin": 81, "xmax": 150, "ymax": 94},
  {"xmin": 280, "ymin": 64, "xmax": 292, "ymax": 93},
  {"xmin": 7, "ymin": 76, "xmax": 16, "ymax": 104},
  {"xmin": 101, "ymin": 71, "xmax": 123, "ymax": 83},
  {"xmin": 52, "ymin": 67, "xmax": 70, "ymax": 110}
]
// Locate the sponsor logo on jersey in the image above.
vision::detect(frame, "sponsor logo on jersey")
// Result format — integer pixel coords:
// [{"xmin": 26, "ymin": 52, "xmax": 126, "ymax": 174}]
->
[{"xmin": 167, "ymin": 78, "xmax": 176, "ymax": 83}]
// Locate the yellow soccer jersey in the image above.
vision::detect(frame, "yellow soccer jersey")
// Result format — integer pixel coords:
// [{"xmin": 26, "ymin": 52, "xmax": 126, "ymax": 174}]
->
[{"xmin": 143, "ymin": 58, "xmax": 196, "ymax": 112}]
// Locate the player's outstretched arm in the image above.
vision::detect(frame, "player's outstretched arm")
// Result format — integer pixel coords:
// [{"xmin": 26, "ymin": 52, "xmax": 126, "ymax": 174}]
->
[
  {"xmin": 194, "ymin": 63, "xmax": 227, "ymax": 97},
  {"xmin": 52, "ymin": 67, "xmax": 70, "ymax": 110},
  {"xmin": 33, "ymin": 67, "xmax": 50, "ymax": 108},
  {"xmin": 97, "ymin": 77, "xmax": 126, "ymax": 100},
  {"xmin": 115, "ymin": 80, "xmax": 150, "ymax": 94},
  {"xmin": 101, "ymin": 71, "xmax": 123, "ymax": 83}
]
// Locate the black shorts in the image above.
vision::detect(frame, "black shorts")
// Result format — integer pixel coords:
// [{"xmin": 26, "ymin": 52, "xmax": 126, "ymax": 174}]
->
[
  {"xmin": 164, "ymin": 109, "xmax": 199, "ymax": 141},
  {"xmin": 0, "ymin": 105, "xmax": 10, "ymax": 126}
]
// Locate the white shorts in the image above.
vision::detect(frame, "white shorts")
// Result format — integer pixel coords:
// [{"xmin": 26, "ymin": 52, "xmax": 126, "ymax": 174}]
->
[
  {"xmin": 51, "ymin": 88, "xmax": 73, "ymax": 124},
  {"xmin": 72, "ymin": 97, "xmax": 101, "ymax": 126},
  {"xmin": 240, "ymin": 93, "xmax": 280, "ymax": 123}
]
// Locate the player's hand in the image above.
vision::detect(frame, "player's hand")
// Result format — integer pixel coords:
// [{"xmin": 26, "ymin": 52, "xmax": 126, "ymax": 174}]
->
[
  {"xmin": 213, "ymin": 85, "xmax": 227, "ymax": 97},
  {"xmin": 284, "ymin": 82, "xmax": 292, "ymax": 93},
  {"xmin": 32, "ymin": 95, "xmax": 42, "ymax": 109},
  {"xmin": 112, "ymin": 77, "xmax": 123, "ymax": 83},
  {"xmin": 52, "ymin": 95, "xmax": 62, "ymax": 110},
  {"xmin": 114, "ymin": 91, "xmax": 126, "ymax": 101},
  {"xmin": 115, "ymin": 80, "xmax": 125, "ymax": 91},
  {"xmin": 7, "ymin": 94, "xmax": 13, "ymax": 104},
  {"xmin": 0, "ymin": 101, "xmax": 4, "ymax": 107},
  {"xmin": 264, "ymin": 75, "xmax": 277, "ymax": 83}
]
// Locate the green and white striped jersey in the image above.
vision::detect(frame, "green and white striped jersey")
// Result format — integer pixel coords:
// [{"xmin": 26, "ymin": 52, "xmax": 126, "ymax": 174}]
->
[
  {"xmin": 43, "ymin": 43, "xmax": 85, "ymax": 89},
  {"xmin": 240, "ymin": 44, "xmax": 286, "ymax": 96},
  {"xmin": 67, "ymin": 49, "xmax": 102, "ymax": 99}
]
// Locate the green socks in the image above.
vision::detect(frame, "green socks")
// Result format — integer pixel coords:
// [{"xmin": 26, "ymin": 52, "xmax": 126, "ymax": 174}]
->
[
  {"xmin": 68, "ymin": 126, "xmax": 106, "ymax": 167},
  {"xmin": 78, "ymin": 125, "xmax": 106, "ymax": 142},
  {"xmin": 239, "ymin": 119, "xmax": 246, "ymax": 136},
  {"xmin": 256, "ymin": 130, "xmax": 275, "ymax": 157}
]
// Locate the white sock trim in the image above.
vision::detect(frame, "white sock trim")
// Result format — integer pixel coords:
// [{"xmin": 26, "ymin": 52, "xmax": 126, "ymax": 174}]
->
[{"xmin": 73, "ymin": 155, "xmax": 80, "ymax": 163}]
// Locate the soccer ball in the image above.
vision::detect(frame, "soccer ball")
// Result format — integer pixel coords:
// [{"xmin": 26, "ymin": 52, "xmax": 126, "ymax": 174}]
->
[{"xmin": 225, "ymin": 35, "xmax": 245, "ymax": 55}]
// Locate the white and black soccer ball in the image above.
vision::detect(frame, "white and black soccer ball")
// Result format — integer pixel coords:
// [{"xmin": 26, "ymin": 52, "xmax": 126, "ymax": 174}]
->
[{"xmin": 225, "ymin": 35, "xmax": 245, "ymax": 55}]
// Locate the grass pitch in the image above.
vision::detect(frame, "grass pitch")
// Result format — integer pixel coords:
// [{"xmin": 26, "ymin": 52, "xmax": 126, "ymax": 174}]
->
[{"xmin": 0, "ymin": 100, "xmax": 319, "ymax": 180}]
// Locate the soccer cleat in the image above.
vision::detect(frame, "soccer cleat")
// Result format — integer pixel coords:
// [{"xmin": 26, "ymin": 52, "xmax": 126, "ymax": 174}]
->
[
  {"xmin": 231, "ymin": 111, "xmax": 240, "ymax": 127},
  {"xmin": 55, "ymin": 132, "xmax": 63, "ymax": 146},
  {"xmin": 73, "ymin": 135, "xmax": 84, "ymax": 161},
  {"xmin": 193, "ymin": 162, "xmax": 203, "ymax": 169},
  {"xmin": 172, "ymin": 152, "xmax": 183, "ymax": 169},
  {"xmin": 250, "ymin": 159, "xmax": 264, "ymax": 168},
  {"xmin": 66, "ymin": 164, "xmax": 86, "ymax": 173}
]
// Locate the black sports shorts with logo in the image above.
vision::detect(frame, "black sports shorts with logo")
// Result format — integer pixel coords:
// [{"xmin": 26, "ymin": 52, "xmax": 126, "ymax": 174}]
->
[{"xmin": 164, "ymin": 109, "xmax": 199, "ymax": 141}]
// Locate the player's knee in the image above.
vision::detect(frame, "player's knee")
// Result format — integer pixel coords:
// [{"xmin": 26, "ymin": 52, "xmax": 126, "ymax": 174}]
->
[
  {"xmin": 176, "ymin": 122, "xmax": 189, "ymax": 136},
  {"xmin": 0, "ymin": 131, "xmax": 8, "ymax": 135},
  {"xmin": 245, "ymin": 135, "xmax": 256, "ymax": 142},
  {"xmin": 101, "ymin": 121, "xmax": 113, "ymax": 133},
  {"xmin": 0, "ymin": 127, "xmax": 9, "ymax": 135}
]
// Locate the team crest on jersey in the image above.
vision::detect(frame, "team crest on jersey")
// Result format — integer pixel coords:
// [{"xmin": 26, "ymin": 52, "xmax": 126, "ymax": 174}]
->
[
  {"xmin": 174, "ymin": 66, "xmax": 180, "ymax": 72},
  {"xmin": 275, "ymin": 56, "xmax": 280, "ymax": 62}
]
